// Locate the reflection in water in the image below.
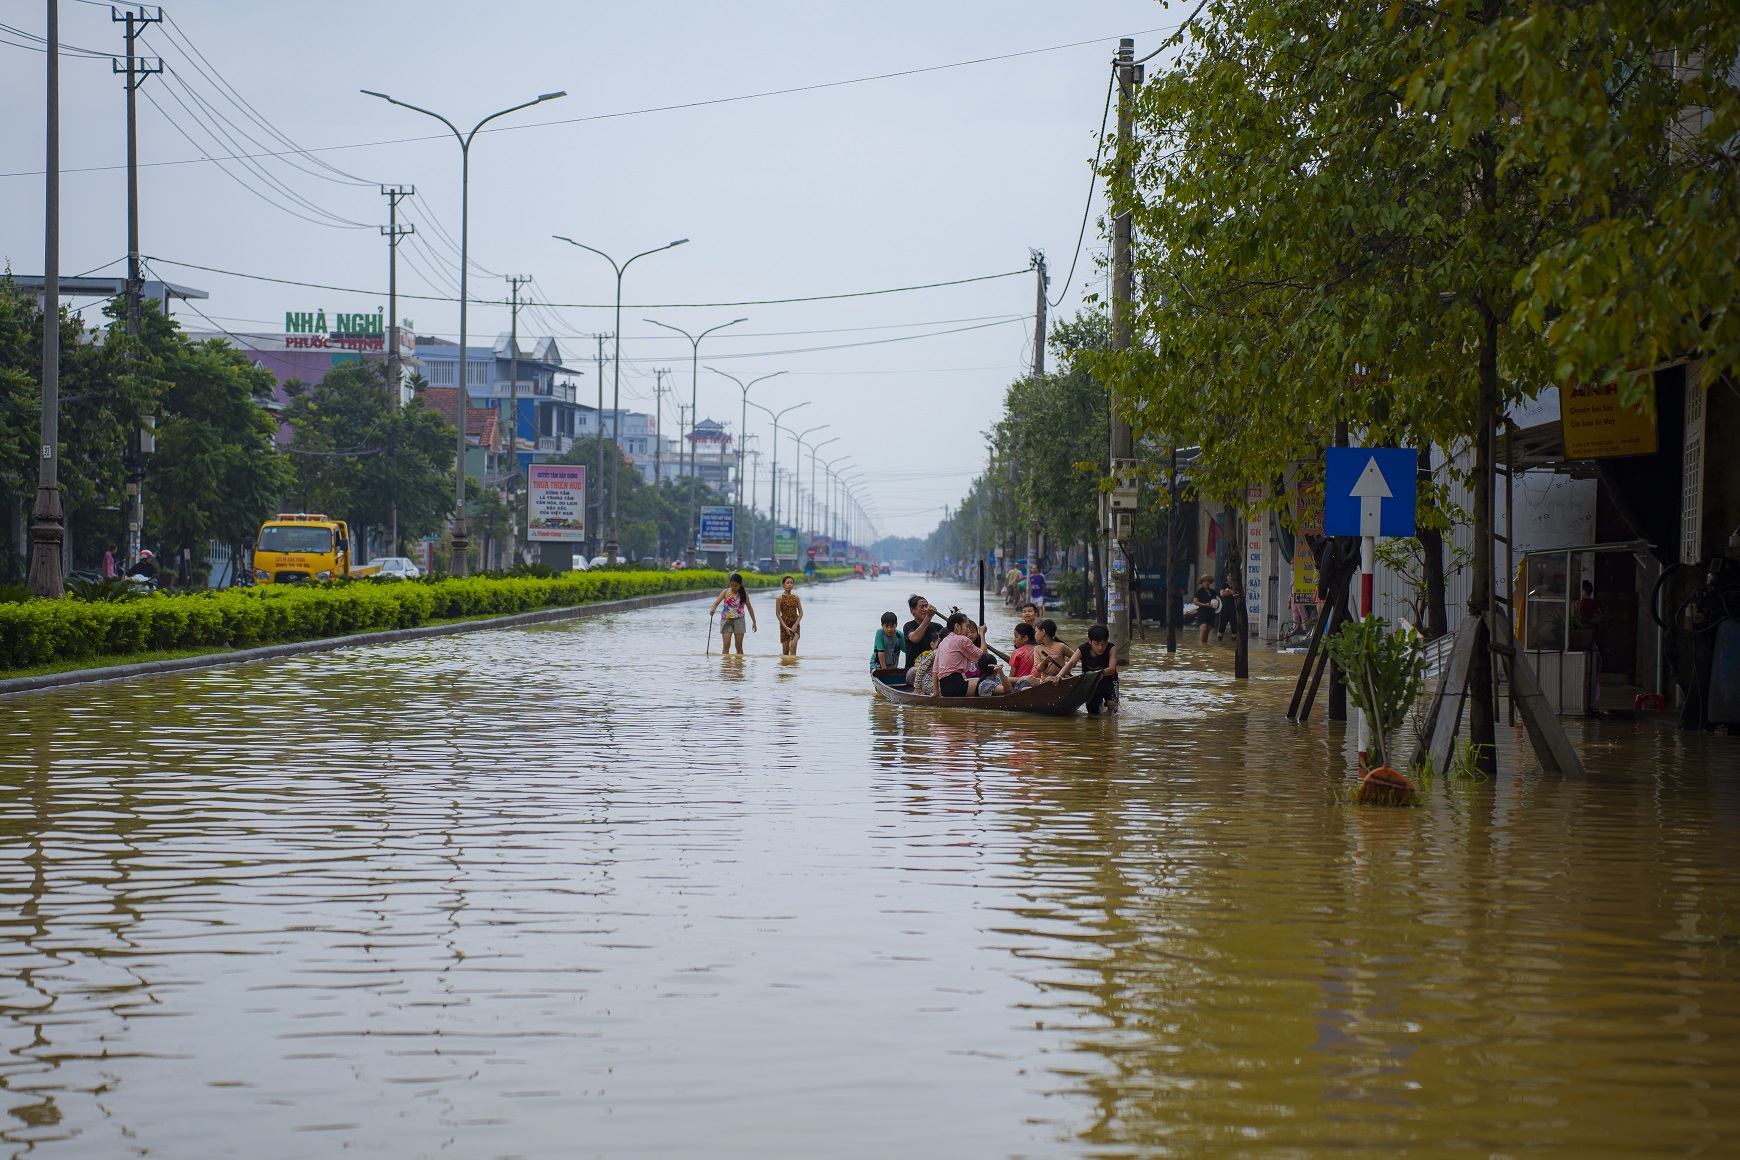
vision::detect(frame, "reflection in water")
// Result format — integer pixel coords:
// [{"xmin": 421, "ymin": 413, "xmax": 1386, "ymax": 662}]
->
[{"xmin": 1, "ymin": 582, "xmax": 1738, "ymax": 1156}]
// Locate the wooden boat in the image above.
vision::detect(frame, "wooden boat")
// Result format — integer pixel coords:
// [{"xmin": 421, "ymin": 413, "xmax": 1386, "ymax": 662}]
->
[{"xmin": 870, "ymin": 667, "xmax": 1103, "ymax": 715}]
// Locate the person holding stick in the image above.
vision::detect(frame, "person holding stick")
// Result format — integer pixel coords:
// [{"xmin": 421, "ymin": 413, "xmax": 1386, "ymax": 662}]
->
[{"xmin": 708, "ymin": 572, "xmax": 758, "ymax": 655}]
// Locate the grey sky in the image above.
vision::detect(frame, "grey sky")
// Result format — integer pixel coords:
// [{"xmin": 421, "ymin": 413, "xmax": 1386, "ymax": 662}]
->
[{"xmin": 2, "ymin": 0, "xmax": 1176, "ymax": 539}]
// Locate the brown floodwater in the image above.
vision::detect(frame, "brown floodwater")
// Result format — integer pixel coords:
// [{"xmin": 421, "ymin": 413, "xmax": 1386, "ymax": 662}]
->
[{"xmin": 1, "ymin": 577, "xmax": 1738, "ymax": 1158}]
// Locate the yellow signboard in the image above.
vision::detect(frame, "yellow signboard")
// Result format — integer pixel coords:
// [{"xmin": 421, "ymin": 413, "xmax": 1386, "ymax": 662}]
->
[{"xmin": 1562, "ymin": 381, "xmax": 1657, "ymax": 459}]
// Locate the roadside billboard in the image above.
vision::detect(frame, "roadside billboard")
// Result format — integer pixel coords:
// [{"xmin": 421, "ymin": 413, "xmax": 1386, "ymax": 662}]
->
[
  {"xmin": 1562, "ymin": 381, "xmax": 1657, "ymax": 459},
  {"xmin": 774, "ymin": 526, "xmax": 798, "ymax": 559},
  {"xmin": 699, "ymin": 506, "xmax": 735, "ymax": 553},
  {"xmin": 527, "ymin": 463, "xmax": 586, "ymax": 541}
]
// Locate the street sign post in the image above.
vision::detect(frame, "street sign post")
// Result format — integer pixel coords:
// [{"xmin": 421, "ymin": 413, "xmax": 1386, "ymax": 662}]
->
[{"xmin": 1324, "ymin": 447, "xmax": 1417, "ymax": 764}]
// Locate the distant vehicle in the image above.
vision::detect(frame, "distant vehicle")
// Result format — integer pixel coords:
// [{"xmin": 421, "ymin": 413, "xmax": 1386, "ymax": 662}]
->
[
  {"xmin": 372, "ymin": 557, "xmax": 420, "ymax": 579},
  {"xmin": 570, "ymin": 555, "xmax": 589, "ymax": 571},
  {"xmin": 252, "ymin": 514, "xmax": 381, "ymax": 584},
  {"xmin": 589, "ymin": 556, "xmax": 611, "ymax": 569},
  {"xmin": 756, "ymin": 558, "xmax": 774, "ymax": 574},
  {"xmin": 639, "ymin": 556, "xmax": 660, "ymax": 568}
]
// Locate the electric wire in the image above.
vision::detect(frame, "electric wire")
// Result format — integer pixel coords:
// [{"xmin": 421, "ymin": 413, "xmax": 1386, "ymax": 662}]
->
[
  {"xmin": 146, "ymin": 256, "xmax": 1030, "ymax": 308},
  {"xmin": 1050, "ymin": 61, "xmax": 1115, "ymax": 308},
  {"xmin": 152, "ymin": 68, "xmax": 372, "ymax": 228},
  {"xmin": 1, "ymin": 24, "xmax": 1181, "ymax": 180}
]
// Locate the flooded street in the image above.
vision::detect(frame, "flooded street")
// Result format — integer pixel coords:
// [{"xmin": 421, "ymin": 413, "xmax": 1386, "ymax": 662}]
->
[{"xmin": 3, "ymin": 577, "xmax": 1739, "ymax": 1157}]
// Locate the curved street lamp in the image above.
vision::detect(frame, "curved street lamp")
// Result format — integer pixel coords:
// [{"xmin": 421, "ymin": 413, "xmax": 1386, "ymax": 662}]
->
[
  {"xmin": 553, "ymin": 236, "xmax": 688, "ymax": 562},
  {"xmin": 790, "ymin": 424, "xmax": 830, "ymax": 540},
  {"xmin": 645, "ymin": 317, "xmax": 747, "ymax": 565},
  {"xmin": 363, "ymin": 87, "xmax": 565, "ymax": 576},
  {"xmin": 708, "ymin": 367, "xmax": 785, "ymax": 564},
  {"xmin": 748, "ymin": 399, "xmax": 810, "ymax": 562},
  {"xmin": 807, "ymin": 436, "xmax": 840, "ymax": 542}
]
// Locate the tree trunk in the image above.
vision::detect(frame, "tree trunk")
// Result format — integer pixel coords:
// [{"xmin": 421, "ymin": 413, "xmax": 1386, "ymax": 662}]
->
[
  {"xmin": 1232, "ymin": 507, "xmax": 1249, "ymax": 679},
  {"xmin": 1418, "ymin": 442, "xmax": 1448, "ymax": 640},
  {"xmin": 1328, "ymin": 422, "xmax": 1349, "ymax": 721},
  {"xmin": 1468, "ymin": 302, "xmax": 1500, "ymax": 777}
]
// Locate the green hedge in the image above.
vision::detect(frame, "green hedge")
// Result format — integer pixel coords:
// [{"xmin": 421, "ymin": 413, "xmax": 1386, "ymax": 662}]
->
[{"xmin": 0, "ymin": 569, "xmax": 790, "ymax": 674}]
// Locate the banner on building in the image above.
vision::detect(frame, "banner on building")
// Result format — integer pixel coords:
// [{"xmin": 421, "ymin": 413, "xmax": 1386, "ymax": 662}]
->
[
  {"xmin": 774, "ymin": 526, "xmax": 799, "ymax": 559},
  {"xmin": 699, "ymin": 506, "xmax": 735, "ymax": 553},
  {"xmin": 527, "ymin": 464, "xmax": 586, "ymax": 541},
  {"xmin": 1562, "ymin": 381, "xmax": 1657, "ymax": 459},
  {"xmin": 1246, "ymin": 485, "xmax": 1266, "ymax": 640}
]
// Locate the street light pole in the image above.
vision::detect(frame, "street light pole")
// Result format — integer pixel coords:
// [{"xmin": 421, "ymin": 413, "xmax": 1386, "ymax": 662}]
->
[
  {"xmin": 363, "ymin": 87, "xmax": 564, "ymax": 577},
  {"xmin": 708, "ymin": 368, "xmax": 785, "ymax": 565},
  {"xmin": 645, "ymin": 317, "xmax": 746, "ymax": 566},
  {"xmin": 790, "ymin": 424, "xmax": 829, "ymax": 542},
  {"xmin": 748, "ymin": 400, "xmax": 810, "ymax": 567},
  {"xmin": 30, "ymin": 0, "xmax": 64, "ymax": 597},
  {"xmin": 554, "ymin": 237, "xmax": 689, "ymax": 563},
  {"xmin": 808, "ymin": 437, "xmax": 839, "ymax": 546}
]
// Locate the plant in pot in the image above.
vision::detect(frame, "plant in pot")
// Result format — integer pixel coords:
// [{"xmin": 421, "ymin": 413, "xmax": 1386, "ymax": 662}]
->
[{"xmin": 1322, "ymin": 614, "xmax": 1428, "ymax": 804}]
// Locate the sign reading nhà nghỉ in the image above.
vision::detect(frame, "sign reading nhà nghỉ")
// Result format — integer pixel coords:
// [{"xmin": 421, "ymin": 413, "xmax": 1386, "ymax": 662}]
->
[
  {"xmin": 527, "ymin": 464, "xmax": 586, "ymax": 541},
  {"xmin": 1561, "ymin": 381, "xmax": 1657, "ymax": 459}
]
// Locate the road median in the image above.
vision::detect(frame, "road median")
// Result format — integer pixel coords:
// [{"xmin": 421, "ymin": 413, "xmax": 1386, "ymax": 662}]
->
[{"xmin": 0, "ymin": 569, "xmax": 848, "ymax": 696}]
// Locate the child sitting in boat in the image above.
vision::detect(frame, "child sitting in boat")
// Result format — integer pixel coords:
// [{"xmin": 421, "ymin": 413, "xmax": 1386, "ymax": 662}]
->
[
  {"xmin": 872, "ymin": 612, "xmax": 904, "ymax": 670},
  {"xmin": 1031, "ymin": 619, "xmax": 1079, "ymax": 684},
  {"xmin": 933, "ymin": 612, "xmax": 993, "ymax": 697},
  {"xmin": 1008, "ymin": 622, "xmax": 1037, "ymax": 689},
  {"xmin": 964, "ymin": 619, "xmax": 1013, "ymax": 697}
]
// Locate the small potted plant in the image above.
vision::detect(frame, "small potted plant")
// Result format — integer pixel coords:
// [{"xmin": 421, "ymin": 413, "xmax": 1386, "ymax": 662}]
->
[{"xmin": 1323, "ymin": 614, "xmax": 1428, "ymax": 804}]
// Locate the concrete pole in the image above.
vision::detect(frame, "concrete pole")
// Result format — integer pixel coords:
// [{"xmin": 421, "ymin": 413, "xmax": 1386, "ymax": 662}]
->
[
  {"xmin": 1031, "ymin": 250, "xmax": 1048, "ymax": 379},
  {"xmin": 1107, "ymin": 37, "xmax": 1137, "ymax": 651},
  {"xmin": 506, "ymin": 274, "xmax": 530, "ymax": 567},
  {"xmin": 29, "ymin": 0, "xmax": 64, "ymax": 598}
]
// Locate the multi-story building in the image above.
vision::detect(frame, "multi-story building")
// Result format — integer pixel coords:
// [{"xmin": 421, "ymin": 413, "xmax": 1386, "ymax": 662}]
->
[{"xmin": 414, "ymin": 334, "xmax": 596, "ymax": 458}]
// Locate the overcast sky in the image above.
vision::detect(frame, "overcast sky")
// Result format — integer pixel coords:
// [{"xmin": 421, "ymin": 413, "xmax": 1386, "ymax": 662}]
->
[{"xmin": 2, "ymin": 0, "xmax": 1179, "ymax": 539}]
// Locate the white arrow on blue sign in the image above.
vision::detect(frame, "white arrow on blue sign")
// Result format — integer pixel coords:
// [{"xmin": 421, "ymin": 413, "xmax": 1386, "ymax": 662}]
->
[{"xmin": 1324, "ymin": 447, "xmax": 1417, "ymax": 538}]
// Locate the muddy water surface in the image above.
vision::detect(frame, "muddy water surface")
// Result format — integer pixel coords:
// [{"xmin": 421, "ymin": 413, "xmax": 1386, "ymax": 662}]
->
[{"xmin": 2, "ymin": 578, "xmax": 1738, "ymax": 1157}]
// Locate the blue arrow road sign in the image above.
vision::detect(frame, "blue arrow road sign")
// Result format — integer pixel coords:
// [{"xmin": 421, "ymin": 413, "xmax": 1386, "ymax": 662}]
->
[{"xmin": 1324, "ymin": 447, "xmax": 1417, "ymax": 538}]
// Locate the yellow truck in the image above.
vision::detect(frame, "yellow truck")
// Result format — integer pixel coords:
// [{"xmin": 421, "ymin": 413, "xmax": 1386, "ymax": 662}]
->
[{"xmin": 251, "ymin": 513, "xmax": 382, "ymax": 585}]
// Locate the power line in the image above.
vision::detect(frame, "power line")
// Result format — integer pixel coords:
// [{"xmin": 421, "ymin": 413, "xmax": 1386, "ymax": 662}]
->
[
  {"xmin": 1051, "ymin": 61, "xmax": 1116, "ymax": 308},
  {"xmin": 145, "ymin": 255, "xmax": 1030, "ymax": 307},
  {"xmin": 0, "ymin": 24, "xmax": 1180, "ymax": 180}
]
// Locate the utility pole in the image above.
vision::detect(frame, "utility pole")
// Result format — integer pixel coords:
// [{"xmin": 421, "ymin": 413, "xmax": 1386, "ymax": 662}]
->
[
  {"xmin": 381, "ymin": 185, "xmax": 414, "ymax": 399},
  {"xmin": 113, "ymin": 5, "xmax": 161, "ymax": 339},
  {"xmin": 113, "ymin": 5, "xmax": 161, "ymax": 569},
  {"xmin": 1107, "ymin": 37, "xmax": 1139, "ymax": 653},
  {"xmin": 1030, "ymin": 249, "xmax": 1048, "ymax": 379},
  {"xmin": 505, "ymin": 274, "xmax": 530, "ymax": 567},
  {"xmin": 746, "ymin": 444, "xmax": 761, "ymax": 562},
  {"xmin": 652, "ymin": 368, "xmax": 668, "ymax": 486},
  {"xmin": 30, "ymin": 0, "xmax": 65, "ymax": 597}
]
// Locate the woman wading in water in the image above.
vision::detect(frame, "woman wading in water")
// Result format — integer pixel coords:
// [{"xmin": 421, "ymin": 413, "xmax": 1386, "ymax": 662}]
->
[
  {"xmin": 775, "ymin": 575, "xmax": 805, "ymax": 656},
  {"xmin": 708, "ymin": 572, "xmax": 758, "ymax": 654}
]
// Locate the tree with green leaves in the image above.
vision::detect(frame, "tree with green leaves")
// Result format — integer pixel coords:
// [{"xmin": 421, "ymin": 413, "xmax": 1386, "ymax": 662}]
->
[
  {"xmin": 1417, "ymin": 1, "xmax": 1738, "ymax": 402},
  {"xmin": 282, "ymin": 361, "xmax": 455, "ymax": 556},
  {"xmin": 133, "ymin": 306, "xmax": 291, "ymax": 578}
]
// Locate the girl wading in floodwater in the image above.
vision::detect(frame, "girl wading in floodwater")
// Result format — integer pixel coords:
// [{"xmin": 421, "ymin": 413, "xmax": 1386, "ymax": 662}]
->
[
  {"xmin": 775, "ymin": 575, "xmax": 804, "ymax": 656},
  {"xmin": 709, "ymin": 572, "xmax": 758, "ymax": 655}
]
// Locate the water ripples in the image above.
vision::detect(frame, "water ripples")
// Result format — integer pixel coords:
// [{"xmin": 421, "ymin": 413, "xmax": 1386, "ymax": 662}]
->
[{"xmin": 2, "ymin": 580, "xmax": 1738, "ymax": 1156}]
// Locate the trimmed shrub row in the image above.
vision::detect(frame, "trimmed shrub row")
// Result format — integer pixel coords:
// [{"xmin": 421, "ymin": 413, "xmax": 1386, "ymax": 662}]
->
[{"xmin": 0, "ymin": 570, "xmax": 790, "ymax": 673}]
